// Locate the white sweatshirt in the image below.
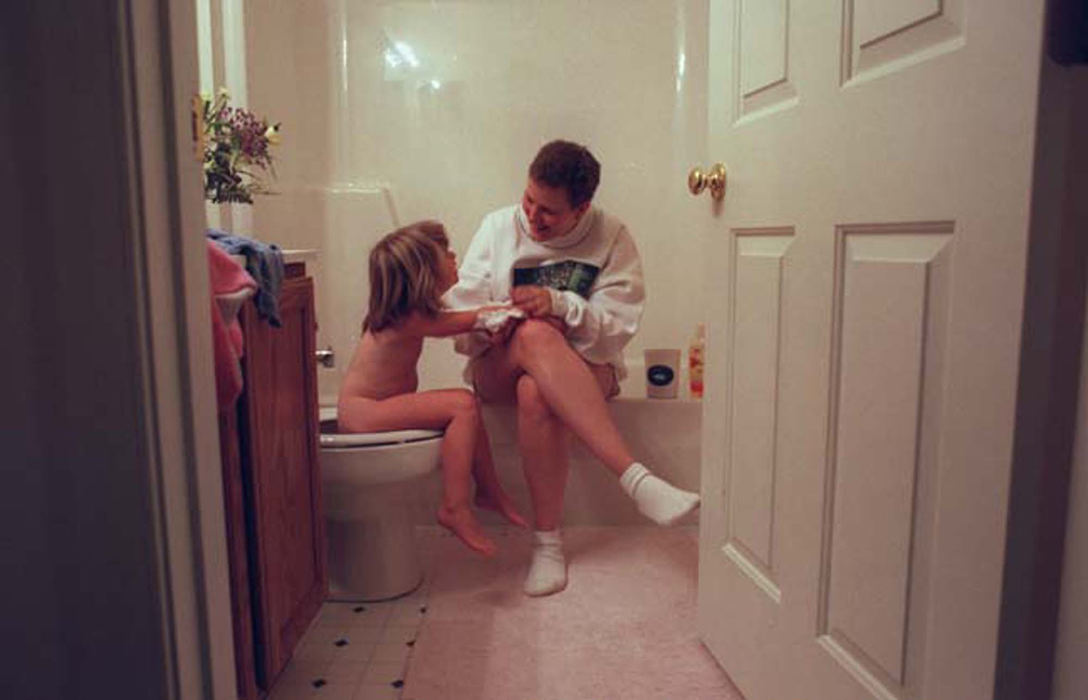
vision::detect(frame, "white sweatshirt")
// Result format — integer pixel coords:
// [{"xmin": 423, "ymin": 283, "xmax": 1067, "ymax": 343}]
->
[{"xmin": 446, "ymin": 204, "xmax": 645, "ymax": 378}]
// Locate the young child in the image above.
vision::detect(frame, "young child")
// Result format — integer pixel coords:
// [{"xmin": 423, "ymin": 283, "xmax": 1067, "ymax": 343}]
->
[{"xmin": 338, "ymin": 221, "xmax": 527, "ymax": 556}]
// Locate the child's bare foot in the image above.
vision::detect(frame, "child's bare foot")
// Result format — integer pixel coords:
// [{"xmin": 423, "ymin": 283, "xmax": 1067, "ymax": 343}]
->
[
  {"xmin": 437, "ymin": 504, "xmax": 497, "ymax": 556},
  {"xmin": 475, "ymin": 490, "xmax": 529, "ymax": 528}
]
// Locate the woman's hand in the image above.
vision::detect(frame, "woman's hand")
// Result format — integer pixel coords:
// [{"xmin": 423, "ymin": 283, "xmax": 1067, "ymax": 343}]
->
[{"xmin": 511, "ymin": 285, "xmax": 553, "ymax": 318}]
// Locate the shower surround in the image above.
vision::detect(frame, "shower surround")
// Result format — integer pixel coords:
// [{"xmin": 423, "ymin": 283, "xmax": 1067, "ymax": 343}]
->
[{"xmin": 239, "ymin": 0, "xmax": 710, "ymax": 523}]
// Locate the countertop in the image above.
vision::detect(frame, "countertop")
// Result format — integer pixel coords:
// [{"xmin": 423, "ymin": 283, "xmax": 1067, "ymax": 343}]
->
[
  {"xmin": 282, "ymin": 249, "xmax": 319, "ymax": 264},
  {"xmin": 228, "ymin": 248, "xmax": 318, "ymax": 267}
]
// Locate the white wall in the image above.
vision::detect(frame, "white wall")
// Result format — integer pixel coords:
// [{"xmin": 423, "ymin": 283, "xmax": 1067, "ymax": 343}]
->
[{"xmin": 242, "ymin": 0, "xmax": 709, "ymax": 405}]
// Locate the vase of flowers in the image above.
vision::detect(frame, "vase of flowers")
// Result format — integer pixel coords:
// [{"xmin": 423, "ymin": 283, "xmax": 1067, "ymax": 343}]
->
[{"xmin": 199, "ymin": 88, "xmax": 281, "ymax": 205}]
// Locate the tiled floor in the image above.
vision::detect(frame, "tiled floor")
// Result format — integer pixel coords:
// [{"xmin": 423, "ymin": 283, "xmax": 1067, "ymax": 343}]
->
[
  {"xmin": 266, "ymin": 583, "xmax": 431, "ymax": 700},
  {"xmin": 264, "ymin": 526, "xmax": 732, "ymax": 700}
]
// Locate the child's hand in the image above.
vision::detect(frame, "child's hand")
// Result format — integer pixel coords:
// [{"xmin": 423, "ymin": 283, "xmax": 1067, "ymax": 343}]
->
[{"xmin": 473, "ymin": 306, "xmax": 526, "ymax": 335}]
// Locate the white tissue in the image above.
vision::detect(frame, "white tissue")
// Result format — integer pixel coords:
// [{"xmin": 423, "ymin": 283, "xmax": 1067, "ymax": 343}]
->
[{"xmin": 474, "ymin": 306, "xmax": 526, "ymax": 333}]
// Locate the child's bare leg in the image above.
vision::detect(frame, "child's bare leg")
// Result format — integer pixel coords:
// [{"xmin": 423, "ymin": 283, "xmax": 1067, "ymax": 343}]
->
[
  {"xmin": 469, "ymin": 413, "xmax": 528, "ymax": 527},
  {"xmin": 338, "ymin": 391, "xmax": 496, "ymax": 556}
]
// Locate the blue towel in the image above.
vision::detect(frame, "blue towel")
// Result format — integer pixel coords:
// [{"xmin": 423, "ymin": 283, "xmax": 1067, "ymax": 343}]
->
[{"xmin": 206, "ymin": 229, "xmax": 285, "ymax": 327}]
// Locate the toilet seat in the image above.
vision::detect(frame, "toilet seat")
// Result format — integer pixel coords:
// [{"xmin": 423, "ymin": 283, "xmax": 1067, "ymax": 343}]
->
[
  {"xmin": 320, "ymin": 429, "xmax": 443, "ymax": 449},
  {"xmin": 318, "ymin": 407, "xmax": 443, "ymax": 448}
]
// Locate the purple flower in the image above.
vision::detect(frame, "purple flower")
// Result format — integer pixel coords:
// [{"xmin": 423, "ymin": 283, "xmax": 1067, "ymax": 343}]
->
[{"xmin": 200, "ymin": 90, "xmax": 280, "ymax": 204}]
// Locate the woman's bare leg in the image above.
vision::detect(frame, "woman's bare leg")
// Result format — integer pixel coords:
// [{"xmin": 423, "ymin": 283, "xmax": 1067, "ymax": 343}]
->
[
  {"xmin": 471, "ymin": 336, "xmax": 621, "ymax": 527},
  {"xmin": 338, "ymin": 390, "xmax": 497, "ymax": 556},
  {"xmin": 471, "ymin": 349, "xmax": 620, "ymax": 596},
  {"xmin": 514, "ymin": 374, "xmax": 569, "ymax": 531},
  {"xmin": 504, "ymin": 320, "xmax": 635, "ymax": 476},
  {"xmin": 473, "ymin": 320, "xmax": 700, "ymax": 529}
]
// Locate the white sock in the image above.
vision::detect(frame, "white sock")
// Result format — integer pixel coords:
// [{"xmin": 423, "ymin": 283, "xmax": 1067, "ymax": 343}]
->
[
  {"xmin": 619, "ymin": 462, "xmax": 700, "ymax": 526},
  {"xmin": 524, "ymin": 529, "xmax": 567, "ymax": 597}
]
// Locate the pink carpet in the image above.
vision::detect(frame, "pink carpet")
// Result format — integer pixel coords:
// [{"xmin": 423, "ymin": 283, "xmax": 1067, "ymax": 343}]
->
[{"xmin": 402, "ymin": 526, "xmax": 744, "ymax": 700}]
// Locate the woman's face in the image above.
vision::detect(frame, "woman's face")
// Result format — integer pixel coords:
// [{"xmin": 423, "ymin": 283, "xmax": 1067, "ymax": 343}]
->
[{"xmin": 521, "ymin": 178, "xmax": 590, "ymax": 241}]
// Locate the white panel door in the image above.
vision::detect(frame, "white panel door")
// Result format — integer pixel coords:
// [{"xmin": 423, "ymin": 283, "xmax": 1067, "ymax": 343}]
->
[{"xmin": 697, "ymin": 2, "xmax": 1047, "ymax": 700}]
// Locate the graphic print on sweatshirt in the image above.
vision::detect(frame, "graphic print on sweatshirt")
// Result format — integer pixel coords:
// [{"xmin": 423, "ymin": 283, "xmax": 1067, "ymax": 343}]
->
[{"xmin": 512, "ymin": 260, "xmax": 601, "ymax": 298}]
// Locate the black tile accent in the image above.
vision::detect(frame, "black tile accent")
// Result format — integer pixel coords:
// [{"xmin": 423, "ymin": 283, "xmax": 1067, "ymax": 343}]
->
[
  {"xmin": 353, "ymin": 605, "xmax": 366, "ymax": 613},
  {"xmin": 334, "ymin": 638, "xmax": 348, "ymax": 647},
  {"xmin": 312, "ymin": 679, "xmax": 326, "ymax": 688},
  {"xmin": 391, "ymin": 679, "xmax": 404, "ymax": 688}
]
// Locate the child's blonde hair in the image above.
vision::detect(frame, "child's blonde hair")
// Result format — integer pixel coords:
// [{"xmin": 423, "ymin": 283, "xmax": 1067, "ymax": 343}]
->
[{"xmin": 363, "ymin": 220, "xmax": 451, "ymax": 332}]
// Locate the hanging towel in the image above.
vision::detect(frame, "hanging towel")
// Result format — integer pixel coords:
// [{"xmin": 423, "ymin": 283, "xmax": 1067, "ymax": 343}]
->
[
  {"xmin": 206, "ymin": 229, "xmax": 285, "ymax": 327},
  {"xmin": 207, "ymin": 240, "xmax": 258, "ymax": 410}
]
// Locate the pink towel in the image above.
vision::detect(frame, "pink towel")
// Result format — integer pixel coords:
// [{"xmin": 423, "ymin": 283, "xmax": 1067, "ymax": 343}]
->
[{"xmin": 207, "ymin": 241, "xmax": 257, "ymax": 409}]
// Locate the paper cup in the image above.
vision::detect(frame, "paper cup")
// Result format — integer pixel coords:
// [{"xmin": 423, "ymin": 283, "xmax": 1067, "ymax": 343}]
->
[{"xmin": 644, "ymin": 349, "xmax": 681, "ymax": 399}]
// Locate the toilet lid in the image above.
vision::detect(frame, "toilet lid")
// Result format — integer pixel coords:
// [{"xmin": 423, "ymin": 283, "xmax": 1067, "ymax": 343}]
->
[{"xmin": 320, "ymin": 429, "xmax": 443, "ymax": 448}]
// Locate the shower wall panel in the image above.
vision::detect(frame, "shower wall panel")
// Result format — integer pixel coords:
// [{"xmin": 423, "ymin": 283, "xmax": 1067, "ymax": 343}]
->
[{"xmin": 244, "ymin": 0, "xmax": 709, "ymax": 401}]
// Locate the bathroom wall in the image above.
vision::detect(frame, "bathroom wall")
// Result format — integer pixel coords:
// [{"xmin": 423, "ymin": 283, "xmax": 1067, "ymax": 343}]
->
[{"xmin": 241, "ymin": 0, "xmax": 710, "ymax": 404}]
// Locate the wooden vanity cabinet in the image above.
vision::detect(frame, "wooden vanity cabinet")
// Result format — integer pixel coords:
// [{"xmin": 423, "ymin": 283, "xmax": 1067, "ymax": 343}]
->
[{"xmin": 220, "ymin": 261, "xmax": 327, "ymax": 698}]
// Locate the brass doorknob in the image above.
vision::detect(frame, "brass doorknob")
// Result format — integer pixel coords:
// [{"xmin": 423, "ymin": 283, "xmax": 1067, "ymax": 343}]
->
[{"xmin": 687, "ymin": 163, "xmax": 727, "ymax": 200}]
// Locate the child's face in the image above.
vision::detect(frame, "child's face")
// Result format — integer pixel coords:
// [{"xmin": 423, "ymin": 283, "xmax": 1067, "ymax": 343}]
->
[{"xmin": 437, "ymin": 244, "xmax": 459, "ymax": 293}]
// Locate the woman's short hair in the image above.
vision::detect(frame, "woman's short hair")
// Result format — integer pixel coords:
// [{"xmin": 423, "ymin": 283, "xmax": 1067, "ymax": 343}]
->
[
  {"xmin": 528, "ymin": 140, "xmax": 601, "ymax": 209},
  {"xmin": 363, "ymin": 220, "xmax": 449, "ymax": 332}
]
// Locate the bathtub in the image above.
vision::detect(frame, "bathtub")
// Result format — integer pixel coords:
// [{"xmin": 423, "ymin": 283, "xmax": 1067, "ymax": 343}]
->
[{"xmin": 386, "ymin": 364, "xmax": 703, "ymax": 527}]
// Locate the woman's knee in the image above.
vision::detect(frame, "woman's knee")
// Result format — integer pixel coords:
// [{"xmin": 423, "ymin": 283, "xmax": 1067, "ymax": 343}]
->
[{"xmin": 510, "ymin": 318, "xmax": 565, "ymax": 356}]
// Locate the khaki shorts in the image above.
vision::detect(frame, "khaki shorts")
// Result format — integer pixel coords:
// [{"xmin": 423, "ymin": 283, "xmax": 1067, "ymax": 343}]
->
[{"xmin": 597, "ymin": 363, "xmax": 621, "ymax": 399}]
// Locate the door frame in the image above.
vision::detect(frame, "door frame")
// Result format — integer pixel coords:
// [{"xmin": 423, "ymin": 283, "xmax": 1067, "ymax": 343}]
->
[
  {"xmin": 130, "ymin": 0, "xmax": 240, "ymax": 695},
  {"xmin": 994, "ymin": 41, "xmax": 1088, "ymax": 700}
]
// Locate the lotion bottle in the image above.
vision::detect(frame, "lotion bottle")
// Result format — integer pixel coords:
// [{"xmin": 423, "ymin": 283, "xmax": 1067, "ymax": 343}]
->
[{"xmin": 689, "ymin": 323, "xmax": 705, "ymax": 399}]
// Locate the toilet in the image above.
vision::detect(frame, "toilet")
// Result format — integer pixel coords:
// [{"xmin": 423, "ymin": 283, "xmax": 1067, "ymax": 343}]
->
[{"xmin": 318, "ymin": 407, "xmax": 443, "ymax": 601}]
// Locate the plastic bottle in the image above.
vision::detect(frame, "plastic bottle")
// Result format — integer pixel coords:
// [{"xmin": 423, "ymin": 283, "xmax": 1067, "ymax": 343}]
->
[{"xmin": 689, "ymin": 323, "xmax": 705, "ymax": 399}]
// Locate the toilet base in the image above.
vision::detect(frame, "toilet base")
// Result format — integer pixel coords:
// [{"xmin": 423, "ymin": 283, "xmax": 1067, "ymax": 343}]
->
[
  {"xmin": 329, "ymin": 573, "xmax": 422, "ymax": 603},
  {"xmin": 326, "ymin": 514, "xmax": 425, "ymax": 602}
]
